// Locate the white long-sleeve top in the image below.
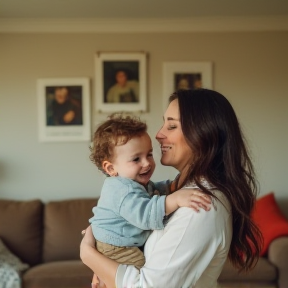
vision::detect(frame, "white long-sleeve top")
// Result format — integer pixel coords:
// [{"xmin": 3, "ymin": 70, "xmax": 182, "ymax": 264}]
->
[{"xmin": 116, "ymin": 188, "xmax": 232, "ymax": 288}]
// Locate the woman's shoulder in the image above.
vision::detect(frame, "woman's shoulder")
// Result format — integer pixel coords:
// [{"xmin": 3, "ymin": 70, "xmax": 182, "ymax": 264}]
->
[
  {"xmin": 211, "ymin": 189, "xmax": 232, "ymax": 214},
  {"xmin": 183, "ymin": 178, "xmax": 231, "ymax": 214},
  {"xmin": 167, "ymin": 190, "xmax": 231, "ymax": 229}
]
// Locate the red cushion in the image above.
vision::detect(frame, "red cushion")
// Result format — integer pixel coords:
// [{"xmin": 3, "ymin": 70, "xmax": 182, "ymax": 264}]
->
[{"xmin": 252, "ymin": 192, "xmax": 288, "ymax": 256}]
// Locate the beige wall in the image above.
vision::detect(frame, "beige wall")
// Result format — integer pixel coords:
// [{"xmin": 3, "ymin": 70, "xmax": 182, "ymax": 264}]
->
[{"xmin": 0, "ymin": 32, "xmax": 287, "ymax": 212}]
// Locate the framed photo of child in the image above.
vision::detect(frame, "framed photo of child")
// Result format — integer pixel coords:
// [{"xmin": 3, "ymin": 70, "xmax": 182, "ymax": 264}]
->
[
  {"xmin": 37, "ymin": 78, "xmax": 91, "ymax": 142},
  {"xmin": 95, "ymin": 52, "xmax": 147, "ymax": 113}
]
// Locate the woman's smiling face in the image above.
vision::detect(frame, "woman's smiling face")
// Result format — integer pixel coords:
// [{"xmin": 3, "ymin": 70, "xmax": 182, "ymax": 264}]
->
[{"xmin": 156, "ymin": 99, "xmax": 193, "ymax": 173}]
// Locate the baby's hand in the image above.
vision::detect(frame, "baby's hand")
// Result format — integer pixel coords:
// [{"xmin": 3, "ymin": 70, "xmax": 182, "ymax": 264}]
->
[
  {"xmin": 165, "ymin": 189, "xmax": 211, "ymax": 215},
  {"xmin": 176, "ymin": 189, "xmax": 211, "ymax": 212}
]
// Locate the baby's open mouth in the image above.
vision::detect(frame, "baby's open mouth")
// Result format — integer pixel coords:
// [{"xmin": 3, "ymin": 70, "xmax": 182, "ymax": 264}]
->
[{"xmin": 140, "ymin": 170, "xmax": 150, "ymax": 176}]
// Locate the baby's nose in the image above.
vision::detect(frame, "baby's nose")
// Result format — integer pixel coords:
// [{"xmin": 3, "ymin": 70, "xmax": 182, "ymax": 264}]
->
[{"xmin": 142, "ymin": 159, "xmax": 150, "ymax": 167}]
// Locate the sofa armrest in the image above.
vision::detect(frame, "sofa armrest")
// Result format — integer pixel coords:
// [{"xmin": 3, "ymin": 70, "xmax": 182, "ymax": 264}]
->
[{"xmin": 268, "ymin": 236, "xmax": 288, "ymax": 288}]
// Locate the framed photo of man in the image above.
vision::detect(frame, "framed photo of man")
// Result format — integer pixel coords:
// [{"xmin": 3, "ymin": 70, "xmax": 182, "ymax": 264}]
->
[
  {"xmin": 37, "ymin": 78, "xmax": 91, "ymax": 142},
  {"xmin": 162, "ymin": 62, "xmax": 213, "ymax": 111},
  {"xmin": 95, "ymin": 52, "xmax": 147, "ymax": 113}
]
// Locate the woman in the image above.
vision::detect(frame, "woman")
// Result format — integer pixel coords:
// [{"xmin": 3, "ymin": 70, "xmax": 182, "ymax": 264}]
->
[{"xmin": 80, "ymin": 89, "xmax": 262, "ymax": 288}]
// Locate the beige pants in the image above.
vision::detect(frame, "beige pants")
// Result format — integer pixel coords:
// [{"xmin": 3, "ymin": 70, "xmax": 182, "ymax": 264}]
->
[{"xmin": 96, "ymin": 240, "xmax": 145, "ymax": 270}]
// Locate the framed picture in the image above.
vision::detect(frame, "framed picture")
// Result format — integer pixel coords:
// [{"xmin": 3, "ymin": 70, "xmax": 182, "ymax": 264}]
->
[
  {"xmin": 162, "ymin": 61, "xmax": 213, "ymax": 110},
  {"xmin": 95, "ymin": 52, "xmax": 147, "ymax": 113},
  {"xmin": 37, "ymin": 78, "xmax": 91, "ymax": 142}
]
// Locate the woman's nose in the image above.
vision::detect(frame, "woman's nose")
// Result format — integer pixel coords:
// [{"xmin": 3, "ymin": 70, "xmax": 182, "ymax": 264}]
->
[{"xmin": 156, "ymin": 128, "xmax": 165, "ymax": 140}]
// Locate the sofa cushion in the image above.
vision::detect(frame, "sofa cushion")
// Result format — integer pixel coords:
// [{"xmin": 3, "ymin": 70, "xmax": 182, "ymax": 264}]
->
[
  {"xmin": 219, "ymin": 257, "xmax": 277, "ymax": 282},
  {"xmin": 252, "ymin": 192, "xmax": 288, "ymax": 256},
  {"xmin": 219, "ymin": 283, "xmax": 276, "ymax": 288},
  {"xmin": 0, "ymin": 199, "xmax": 43, "ymax": 266},
  {"xmin": 43, "ymin": 198, "xmax": 97, "ymax": 262},
  {"xmin": 23, "ymin": 260, "xmax": 92, "ymax": 288}
]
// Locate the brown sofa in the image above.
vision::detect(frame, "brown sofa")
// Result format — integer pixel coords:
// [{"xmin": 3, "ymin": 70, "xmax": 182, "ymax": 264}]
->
[{"xmin": 0, "ymin": 198, "xmax": 287, "ymax": 288}]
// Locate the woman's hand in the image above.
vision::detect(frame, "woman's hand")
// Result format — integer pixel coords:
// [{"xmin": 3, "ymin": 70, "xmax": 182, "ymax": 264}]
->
[
  {"xmin": 80, "ymin": 226, "xmax": 118, "ymax": 288},
  {"xmin": 81, "ymin": 227, "xmax": 107, "ymax": 288},
  {"xmin": 91, "ymin": 274, "xmax": 107, "ymax": 288},
  {"xmin": 80, "ymin": 226, "xmax": 97, "ymax": 267},
  {"xmin": 81, "ymin": 226, "xmax": 95, "ymax": 249},
  {"xmin": 165, "ymin": 189, "xmax": 211, "ymax": 215}
]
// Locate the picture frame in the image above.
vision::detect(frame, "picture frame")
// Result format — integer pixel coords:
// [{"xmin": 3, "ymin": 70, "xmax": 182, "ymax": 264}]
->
[
  {"xmin": 95, "ymin": 52, "xmax": 147, "ymax": 113},
  {"xmin": 37, "ymin": 78, "xmax": 91, "ymax": 142},
  {"xmin": 162, "ymin": 61, "xmax": 213, "ymax": 110}
]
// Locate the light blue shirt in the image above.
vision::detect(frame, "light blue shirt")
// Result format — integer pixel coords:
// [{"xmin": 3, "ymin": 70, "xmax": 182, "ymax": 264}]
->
[{"xmin": 89, "ymin": 176, "xmax": 170, "ymax": 247}]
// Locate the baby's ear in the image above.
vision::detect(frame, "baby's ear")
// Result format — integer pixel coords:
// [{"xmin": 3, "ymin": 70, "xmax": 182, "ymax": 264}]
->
[{"xmin": 102, "ymin": 161, "xmax": 118, "ymax": 176}]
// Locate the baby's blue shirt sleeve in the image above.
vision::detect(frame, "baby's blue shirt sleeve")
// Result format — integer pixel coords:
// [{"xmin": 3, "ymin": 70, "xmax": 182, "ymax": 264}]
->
[{"xmin": 118, "ymin": 181, "xmax": 166, "ymax": 230}]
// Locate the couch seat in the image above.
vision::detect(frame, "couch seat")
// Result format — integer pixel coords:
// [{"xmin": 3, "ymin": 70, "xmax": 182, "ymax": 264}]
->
[
  {"xmin": 23, "ymin": 260, "xmax": 92, "ymax": 288},
  {"xmin": 219, "ymin": 258, "xmax": 277, "ymax": 287}
]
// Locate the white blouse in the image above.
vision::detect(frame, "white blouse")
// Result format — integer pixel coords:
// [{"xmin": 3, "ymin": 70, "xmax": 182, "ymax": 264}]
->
[{"xmin": 116, "ymin": 188, "xmax": 232, "ymax": 288}]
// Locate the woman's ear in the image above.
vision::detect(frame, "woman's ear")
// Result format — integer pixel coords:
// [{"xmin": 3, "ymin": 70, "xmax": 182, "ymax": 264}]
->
[{"xmin": 102, "ymin": 160, "xmax": 118, "ymax": 176}]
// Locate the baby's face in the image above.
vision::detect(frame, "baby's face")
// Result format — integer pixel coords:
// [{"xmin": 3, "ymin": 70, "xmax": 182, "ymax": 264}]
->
[{"xmin": 112, "ymin": 132, "xmax": 155, "ymax": 186}]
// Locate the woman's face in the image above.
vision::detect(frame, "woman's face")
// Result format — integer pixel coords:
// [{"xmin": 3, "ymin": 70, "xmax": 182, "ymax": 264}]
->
[{"xmin": 156, "ymin": 99, "xmax": 193, "ymax": 173}]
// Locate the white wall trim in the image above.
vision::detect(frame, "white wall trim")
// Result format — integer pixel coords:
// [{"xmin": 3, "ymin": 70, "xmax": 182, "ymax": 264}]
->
[{"xmin": 1, "ymin": 16, "xmax": 288, "ymax": 33}]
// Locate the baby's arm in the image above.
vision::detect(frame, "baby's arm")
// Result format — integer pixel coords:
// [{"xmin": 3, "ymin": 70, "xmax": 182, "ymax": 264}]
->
[{"xmin": 165, "ymin": 189, "xmax": 211, "ymax": 215}]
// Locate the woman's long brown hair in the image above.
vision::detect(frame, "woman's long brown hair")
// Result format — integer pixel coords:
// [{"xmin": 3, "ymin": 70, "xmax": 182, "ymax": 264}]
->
[{"xmin": 170, "ymin": 89, "xmax": 263, "ymax": 272}]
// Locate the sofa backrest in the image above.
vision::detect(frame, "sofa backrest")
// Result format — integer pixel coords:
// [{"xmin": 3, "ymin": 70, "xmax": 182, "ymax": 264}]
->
[
  {"xmin": 0, "ymin": 199, "xmax": 43, "ymax": 266},
  {"xmin": 42, "ymin": 198, "xmax": 97, "ymax": 263}
]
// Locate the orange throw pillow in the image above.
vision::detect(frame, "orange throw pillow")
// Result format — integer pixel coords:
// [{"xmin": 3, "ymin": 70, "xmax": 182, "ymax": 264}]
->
[{"xmin": 252, "ymin": 192, "xmax": 288, "ymax": 256}]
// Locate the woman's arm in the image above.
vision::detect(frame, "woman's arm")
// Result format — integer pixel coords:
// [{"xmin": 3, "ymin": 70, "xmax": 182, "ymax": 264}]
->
[{"xmin": 80, "ymin": 226, "xmax": 119, "ymax": 288}]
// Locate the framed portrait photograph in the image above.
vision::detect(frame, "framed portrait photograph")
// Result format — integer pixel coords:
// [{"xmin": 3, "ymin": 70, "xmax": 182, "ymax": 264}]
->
[
  {"xmin": 37, "ymin": 78, "xmax": 91, "ymax": 142},
  {"xmin": 162, "ymin": 62, "xmax": 213, "ymax": 110},
  {"xmin": 95, "ymin": 52, "xmax": 147, "ymax": 113}
]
